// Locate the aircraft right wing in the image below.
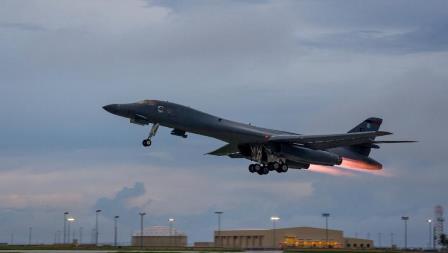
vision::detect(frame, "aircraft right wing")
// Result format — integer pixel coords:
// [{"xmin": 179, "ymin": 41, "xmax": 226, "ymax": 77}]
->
[
  {"xmin": 268, "ymin": 131, "xmax": 392, "ymax": 149},
  {"xmin": 371, "ymin": 140, "xmax": 417, "ymax": 144}
]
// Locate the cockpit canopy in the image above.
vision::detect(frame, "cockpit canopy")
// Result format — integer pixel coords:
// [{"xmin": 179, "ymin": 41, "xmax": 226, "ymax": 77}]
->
[{"xmin": 137, "ymin": 99, "xmax": 158, "ymax": 105}]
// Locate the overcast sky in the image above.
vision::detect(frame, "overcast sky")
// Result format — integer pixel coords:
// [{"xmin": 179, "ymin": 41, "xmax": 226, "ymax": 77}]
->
[{"xmin": 1, "ymin": 0, "xmax": 447, "ymax": 247}]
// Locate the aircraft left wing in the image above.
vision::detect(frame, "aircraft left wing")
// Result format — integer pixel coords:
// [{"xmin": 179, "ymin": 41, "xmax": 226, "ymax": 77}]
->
[
  {"xmin": 207, "ymin": 143, "xmax": 239, "ymax": 156},
  {"xmin": 268, "ymin": 131, "xmax": 392, "ymax": 149}
]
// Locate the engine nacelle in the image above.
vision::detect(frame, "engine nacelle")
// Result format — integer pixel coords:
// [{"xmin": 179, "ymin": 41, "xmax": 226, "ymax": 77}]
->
[
  {"xmin": 280, "ymin": 144, "xmax": 342, "ymax": 166},
  {"xmin": 286, "ymin": 160, "xmax": 310, "ymax": 169}
]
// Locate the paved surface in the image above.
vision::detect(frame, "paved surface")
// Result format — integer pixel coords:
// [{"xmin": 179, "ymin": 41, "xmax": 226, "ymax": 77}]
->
[
  {"xmin": 0, "ymin": 251, "xmax": 112, "ymax": 253},
  {"xmin": 1, "ymin": 250, "xmax": 284, "ymax": 253},
  {"xmin": 0, "ymin": 251, "xmax": 283, "ymax": 253}
]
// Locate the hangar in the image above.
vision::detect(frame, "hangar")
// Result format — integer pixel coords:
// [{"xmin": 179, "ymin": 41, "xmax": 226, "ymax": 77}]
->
[{"xmin": 214, "ymin": 226, "xmax": 373, "ymax": 249}]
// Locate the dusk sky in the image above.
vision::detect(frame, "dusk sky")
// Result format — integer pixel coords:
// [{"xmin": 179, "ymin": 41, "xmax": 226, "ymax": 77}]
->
[{"xmin": 1, "ymin": 0, "xmax": 447, "ymax": 247}]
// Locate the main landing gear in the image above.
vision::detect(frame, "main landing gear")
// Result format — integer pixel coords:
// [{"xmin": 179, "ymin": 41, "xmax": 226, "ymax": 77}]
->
[
  {"xmin": 248, "ymin": 162, "xmax": 288, "ymax": 175},
  {"xmin": 142, "ymin": 123, "xmax": 159, "ymax": 147}
]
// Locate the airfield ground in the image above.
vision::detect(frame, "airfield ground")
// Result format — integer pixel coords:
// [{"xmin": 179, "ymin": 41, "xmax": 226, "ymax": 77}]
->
[{"xmin": 0, "ymin": 245, "xmax": 443, "ymax": 253}]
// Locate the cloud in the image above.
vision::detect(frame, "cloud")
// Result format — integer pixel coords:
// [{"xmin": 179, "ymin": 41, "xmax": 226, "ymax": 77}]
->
[
  {"xmin": 94, "ymin": 182, "xmax": 152, "ymax": 229},
  {"xmin": 297, "ymin": 24, "xmax": 448, "ymax": 54},
  {"xmin": 0, "ymin": 0, "xmax": 171, "ymax": 33},
  {"xmin": 0, "ymin": 22, "xmax": 46, "ymax": 31},
  {"xmin": 0, "ymin": 0, "xmax": 447, "ymax": 247}
]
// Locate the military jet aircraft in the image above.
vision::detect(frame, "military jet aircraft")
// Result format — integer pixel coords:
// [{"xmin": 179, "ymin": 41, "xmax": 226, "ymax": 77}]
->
[{"xmin": 103, "ymin": 100, "xmax": 414, "ymax": 175}]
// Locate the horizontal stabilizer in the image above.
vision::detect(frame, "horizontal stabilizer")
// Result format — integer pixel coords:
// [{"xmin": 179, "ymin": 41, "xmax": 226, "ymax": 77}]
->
[
  {"xmin": 372, "ymin": 140, "xmax": 417, "ymax": 144},
  {"xmin": 207, "ymin": 143, "xmax": 239, "ymax": 156}
]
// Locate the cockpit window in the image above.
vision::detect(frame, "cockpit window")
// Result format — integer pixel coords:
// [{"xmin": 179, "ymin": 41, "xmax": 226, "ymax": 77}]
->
[
  {"xmin": 137, "ymin": 100, "xmax": 157, "ymax": 105},
  {"xmin": 157, "ymin": 105, "xmax": 166, "ymax": 113}
]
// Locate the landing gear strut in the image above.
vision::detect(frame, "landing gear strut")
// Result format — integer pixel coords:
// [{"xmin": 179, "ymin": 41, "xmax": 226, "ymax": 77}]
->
[{"xmin": 142, "ymin": 123, "xmax": 159, "ymax": 148}]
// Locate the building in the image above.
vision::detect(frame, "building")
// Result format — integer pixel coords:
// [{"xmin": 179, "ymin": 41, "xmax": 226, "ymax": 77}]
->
[
  {"xmin": 344, "ymin": 237, "xmax": 374, "ymax": 249},
  {"xmin": 214, "ymin": 226, "xmax": 373, "ymax": 249},
  {"xmin": 131, "ymin": 226, "xmax": 187, "ymax": 248},
  {"xmin": 194, "ymin": 241, "xmax": 215, "ymax": 247}
]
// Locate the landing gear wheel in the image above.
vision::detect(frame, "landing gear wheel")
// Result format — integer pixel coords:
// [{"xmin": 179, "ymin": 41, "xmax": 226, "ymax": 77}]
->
[
  {"xmin": 261, "ymin": 166, "xmax": 269, "ymax": 175},
  {"xmin": 280, "ymin": 163, "xmax": 288, "ymax": 173},
  {"xmin": 248, "ymin": 164, "xmax": 255, "ymax": 173},
  {"xmin": 142, "ymin": 139, "xmax": 152, "ymax": 147},
  {"xmin": 273, "ymin": 162, "xmax": 280, "ymax": 170},
  {"xmin": 254, "ymin": 164, "xmax": 261, "ymax": 172}
]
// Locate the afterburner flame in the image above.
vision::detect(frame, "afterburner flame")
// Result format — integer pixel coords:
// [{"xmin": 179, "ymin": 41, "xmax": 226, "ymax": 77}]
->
[
  {"xmin": 340, "ymin": 157, "xmax": 381, "ymax": 170},
  {"xmin": 338, "ymin": 157, "xmax": 392, "ymax": 177},
  {"xmin": 309, "ymin": 165, "xmax": 354, "ymax": 176}
]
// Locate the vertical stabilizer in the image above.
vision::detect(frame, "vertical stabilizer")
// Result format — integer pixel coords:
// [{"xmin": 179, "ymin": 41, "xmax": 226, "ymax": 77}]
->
[
  {"xmin": 347, "ymin": 117, "xmax": 383, "ymax": 156},
  {"xmin": 348, "ymin": 117, "xmax": 383, "ymax": 133}
]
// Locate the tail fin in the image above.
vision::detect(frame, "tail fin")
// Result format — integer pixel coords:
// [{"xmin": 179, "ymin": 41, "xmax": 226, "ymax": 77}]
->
[
  {"xmin": 347, "ymin": 117, "xmax": 383, "ymax": 156},
  {"xmin": 348, "ymin": 117, "xmax": 383, "ymax": 133}
]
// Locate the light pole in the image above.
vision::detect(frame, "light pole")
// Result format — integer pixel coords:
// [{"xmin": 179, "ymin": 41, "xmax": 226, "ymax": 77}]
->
[
  {"xmin": 270, "ymin": 216, "xmax": 280, "ymax": 249},
  {"xmin": 378, "ymin": 232, "xmax": 382, "ymax": 247},
  {"xmin": 169, "ymin": 218, "xmax": 175, "ymax": 247},
  {"xmin": 114, "ymin": 216, "xmax": 119, "ymax": 247},
  {"xmin": 322, "ymin": 213, "xmax": 330, "ymax": 248},
  {"xmin": 214, "ymin": 211, "xmax": 223, "ymax": 247},
  {"xmin": 433, "ymin": 226, "xmax": 436, "ymax": 249},
  {"xmin": 427, "ymin": 219, "xmax": 432, "ymax": 249},
  {"xmin": 67, "ymin": 217, "xmax": 75, "ymax": 244},
  {"xmin": 401, "ymin": 216, "xmax": 409, "ymax": 250},
  {"xmin": 139, "ymin": 212, "xmax": 146, "ymax": 249},
  {"xmin": 95, "ymin": 209, "xmax": 101, "ymax": 246},
  {"xmin": 63, "ymin": 211, "xmax": 69, "ymax": 244},
  {"xmin": 168, "ymin": 218, "xmax": 175, "ymax": 236},
  {"xmin": 391, "ymin": 232, "xmax": 395, "ymax": 247},
  {"xmin": 28, "ymin": 227, "xmax": 32, "ymax": 245},
  {"xmin": 79, "ymin": 227, "xmax": 83, "ymax": 244}
]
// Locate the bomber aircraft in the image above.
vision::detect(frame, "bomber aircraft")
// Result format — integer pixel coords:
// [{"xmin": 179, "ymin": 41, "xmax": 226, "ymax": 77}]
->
[{"xmin": 103, "ymin": 100, "xmax": 414, "ymax": 175}]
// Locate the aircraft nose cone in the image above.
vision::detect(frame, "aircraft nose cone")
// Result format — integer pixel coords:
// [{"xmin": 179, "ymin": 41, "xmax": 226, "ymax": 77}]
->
[{"xmin": 103, "ymin": 104, "xmax": 118, "ymax": 114}]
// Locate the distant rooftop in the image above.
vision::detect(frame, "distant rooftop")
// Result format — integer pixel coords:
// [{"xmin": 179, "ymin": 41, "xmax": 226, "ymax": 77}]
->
[{"xmin": 134, "ymin": 225, "xmax": 186, "ymax": 236}]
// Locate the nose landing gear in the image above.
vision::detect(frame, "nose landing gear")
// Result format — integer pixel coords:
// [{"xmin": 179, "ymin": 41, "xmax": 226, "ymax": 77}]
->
[
  {"xmin": 142, "ymin": 123, "xmax": 159, "ymax": 148},
  {"xmin": 142, "ymin": 139, "xmax": 152, "ymax": 147}
]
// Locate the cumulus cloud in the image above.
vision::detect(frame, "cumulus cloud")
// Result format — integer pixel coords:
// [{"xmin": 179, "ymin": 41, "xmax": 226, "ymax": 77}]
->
[{"xmin": 94, "ymin": 182, "xmax": 151, "ymax": 229}]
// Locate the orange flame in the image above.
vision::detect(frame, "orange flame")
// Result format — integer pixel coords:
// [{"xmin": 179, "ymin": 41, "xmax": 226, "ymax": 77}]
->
[
  {"xmin": 340, "ymin": 157, "xmax": 381, "ymax": 170},
  {"xmin": 337, "ymin": 158, "xmax": 392, "ymax": 177},
  {"xmin": 308, "ymin": 165, "xmax": 354, "ymax": 176}
]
